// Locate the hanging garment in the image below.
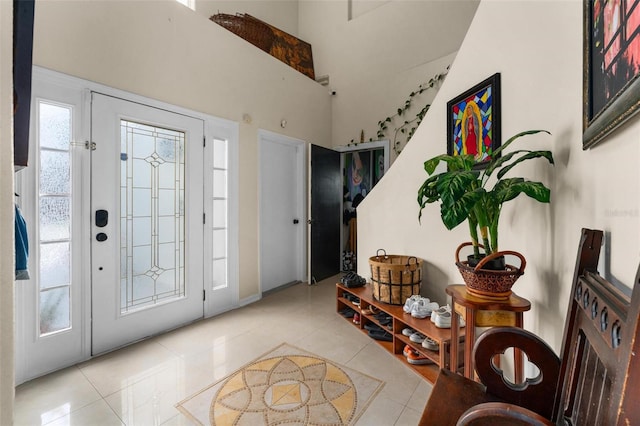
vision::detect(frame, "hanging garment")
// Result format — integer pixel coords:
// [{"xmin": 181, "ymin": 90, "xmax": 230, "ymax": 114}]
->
[{"xmin": 15, "ymin": 204, "xmax": 30, "ymax": 280}]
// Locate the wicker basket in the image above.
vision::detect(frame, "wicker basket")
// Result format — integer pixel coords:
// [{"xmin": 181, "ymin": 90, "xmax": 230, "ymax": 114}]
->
[
  {"xmin": 455, "ymin": 242, "xmax": 526, "ymax": 300},
  {"xmin": 369, "ymin": 249, "xmax": 422, "ymax": 305}
]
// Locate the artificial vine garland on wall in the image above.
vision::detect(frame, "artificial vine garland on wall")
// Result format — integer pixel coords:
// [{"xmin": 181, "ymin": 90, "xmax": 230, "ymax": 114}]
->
[{"xmin": 349, "ymin": 66, "xmax": 449, "ymax": 155}]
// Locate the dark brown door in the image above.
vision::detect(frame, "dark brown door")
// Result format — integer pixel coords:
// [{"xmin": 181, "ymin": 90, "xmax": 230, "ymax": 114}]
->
[{"xmin": 310, "ymin": 144, "xmax": 341, "ymax": 283}]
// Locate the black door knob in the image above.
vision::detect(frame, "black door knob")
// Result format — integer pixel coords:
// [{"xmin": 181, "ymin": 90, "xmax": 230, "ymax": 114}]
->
[{"xmin": 96, "ymin": 233, "xmax": 108, "ymax": 242}]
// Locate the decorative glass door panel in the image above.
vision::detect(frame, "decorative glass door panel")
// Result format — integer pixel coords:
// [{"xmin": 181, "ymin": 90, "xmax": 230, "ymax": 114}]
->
[{"xmin": 120, "ymin": 121, "xmax": 186, "ymax": 313}]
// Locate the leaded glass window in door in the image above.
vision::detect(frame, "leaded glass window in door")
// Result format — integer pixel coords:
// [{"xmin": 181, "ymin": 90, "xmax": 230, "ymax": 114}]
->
[{"xmin": 120, "ymin": 121, "xmax": 185, "ymax": 313}]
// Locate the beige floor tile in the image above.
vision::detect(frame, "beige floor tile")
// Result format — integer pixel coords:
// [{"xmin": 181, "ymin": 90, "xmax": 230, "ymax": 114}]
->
[
  {"xmin": 79, "ymin": 339, "xmax": 179, "ymax": 397},
  {"xmin": 160, "ymin": 413, "xmax": 195, "ymax": 425},
  {"xmin": 394, "ymin": 406, "xmax": 423, "ymax": 426},
  {"xmin": 407, "ymin": 379, "xmax": 432, "ymax": 412},
  {"xmin": 355, "ymin": 391, "xmax": 405, "ymax": 425},
  {"xmin": 104, "ymin": 368, "xmax": 185, "ymax": 426},
  {"xmin": 346, "ymin": 341, "xmax": 422, "ymax": 407},
  {"xmin": 44, "ymin": 400, "xmax": 124, "ymax": 426},
  {"xmin": 15, "ymin": 366, "xmax": 102, "ymax": 426}
]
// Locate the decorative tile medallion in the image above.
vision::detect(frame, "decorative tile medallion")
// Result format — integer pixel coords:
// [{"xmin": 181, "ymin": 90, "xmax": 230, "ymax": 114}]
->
[{"xmin": 176, "ymin": 343, "xmax": 384, "ymax": 425}]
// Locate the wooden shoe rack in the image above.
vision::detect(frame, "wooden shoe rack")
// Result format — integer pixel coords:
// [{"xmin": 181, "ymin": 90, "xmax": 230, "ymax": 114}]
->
[{"xmin": 337, "ymin": 282, "xmax": 464, "ymax": 383}]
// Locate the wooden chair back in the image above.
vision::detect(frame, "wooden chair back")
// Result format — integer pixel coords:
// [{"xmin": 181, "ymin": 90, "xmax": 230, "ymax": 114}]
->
[
  {"xmin": 554, "ymin": 228, "xmax": 640, "ymax": 425},
  {"xmin": 473, "ymin": 327, "xmax": 560, "ymax": 420}
]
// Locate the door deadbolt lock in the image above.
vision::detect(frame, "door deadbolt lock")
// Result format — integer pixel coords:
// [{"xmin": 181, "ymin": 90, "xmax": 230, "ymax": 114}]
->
[
  {"xmin": 95, "ymin": 210, "xmax": 108, "ymax": 227},
  {"xmin": 293, "ymin": 219, "xmax": 299, "ymax": 224}
]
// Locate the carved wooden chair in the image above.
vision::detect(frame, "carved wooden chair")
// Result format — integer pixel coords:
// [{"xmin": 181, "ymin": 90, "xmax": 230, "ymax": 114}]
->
[{"xmin": 419, "ymin": 229, "xmax": 640, "ymax": 425}]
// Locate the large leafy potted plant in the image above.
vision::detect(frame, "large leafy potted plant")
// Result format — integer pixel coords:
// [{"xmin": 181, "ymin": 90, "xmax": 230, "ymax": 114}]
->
[{"xmin": 417, "ymin": 129, "xmax": 554, "ymax": 298}]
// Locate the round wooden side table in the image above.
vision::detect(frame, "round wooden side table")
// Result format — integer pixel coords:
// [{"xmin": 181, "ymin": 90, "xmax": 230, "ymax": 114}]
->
[{"xmin": 446, "ymin": 284, "xmax": 531, "ymax": 382}]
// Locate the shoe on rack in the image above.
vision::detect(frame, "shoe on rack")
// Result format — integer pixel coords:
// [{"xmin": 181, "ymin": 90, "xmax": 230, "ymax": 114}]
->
[
  {"xmin": 339, "ymin": 307, "xmax": 356, "ymax": 318},
  {"xmin": 434, "ymin": 311, "xmax": 466, "ymax": 329},
  {"xmin": 409, "ymin": 332, "xmax": 426, "ymax": 343},
  {"xmin": 431, "ymin": 304, "xmax": 451, "ymax": 324},
  {"xmin": 403, "ymin": 295, "xmax": 423, "ymax": 314},
  {"xmin": 368, "ymin": 329, "xmax": 393, "ymax": 342},
  {"xmin": 364, "ymin": 322, "xmax": 383, "ymax": 332},
  {"xmin": 422, "ymin": 337, "xmax": 439, "ymax": 352},
  {"xmin": 340, "ymin": 272, "xmax": 355, "ymax": 285},
  {"xmin": 361, "ymin": 306, "xmax": 378, "ymax": 315},
  {"xmin": 378, "ymin": 316, "xmax": 392, "ymax": 326},
  {"xmin": 374, "ymin": 311, "xmax": 389, "ymax": 320},
  {"xmin": 406, "ymin": 350, "xmax": 434, "ymax": 365},
  {"xmin": 411, "ymin": 298, "xmax": 439, "ymax": 319},
  {"xmin": 341, "ymin": 272, "xmax": 366, "ymax": 288},
  {"xmin": 403, "ymin": 344, "xmax": 413, "ymax": 357},
  {"xmin": 353, "ymin": 313, "xmax": 360, "ymax": 325},
  {"xmin": 343, "ymin": 293, "xmax": 357, "ymax": 302},
  {"xmin": 402, "ymin": 327, "xmax": 416, "ymax": 337},
  {"xmin": 434, "ymin": 311, "xmax": 451, "ymax": 328}
]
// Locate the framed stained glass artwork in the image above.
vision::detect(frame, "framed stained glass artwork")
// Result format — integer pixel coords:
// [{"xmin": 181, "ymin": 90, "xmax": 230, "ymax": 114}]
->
[
  {"xmin": 447, "ymin": 73, "xmax": 501, "ymax": 169},
  {"xmin": 584, "ymin": 0, "xmax": 640, "ymax": 148}
]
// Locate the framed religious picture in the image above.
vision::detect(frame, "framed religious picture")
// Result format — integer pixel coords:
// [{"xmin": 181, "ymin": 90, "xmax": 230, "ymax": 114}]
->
[
  {"xmin": 447, "ymin": 73, "xmax": 501, "ymax": 169},
  {"xmin": 584, "ymin": 0, "xmax": 640, "ymax": 149}
]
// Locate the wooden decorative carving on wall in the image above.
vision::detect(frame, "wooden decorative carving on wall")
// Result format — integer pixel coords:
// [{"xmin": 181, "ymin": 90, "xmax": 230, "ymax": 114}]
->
[{"xmin": 210, "ymin": 13, "xmax": 315, "ymax": 80}]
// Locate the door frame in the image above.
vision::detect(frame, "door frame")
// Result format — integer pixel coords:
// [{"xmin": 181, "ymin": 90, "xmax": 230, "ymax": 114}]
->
[
  {"xmin": 15, "ymin": 66, "xmax": 239, "ymax": 384},
  {"xmin": 258, "ymin": 129, "xmax": 307, "ymax": 293},
  {"xmin": 335, "ymin": 139, "xmax": 390, "ymax": 267}
]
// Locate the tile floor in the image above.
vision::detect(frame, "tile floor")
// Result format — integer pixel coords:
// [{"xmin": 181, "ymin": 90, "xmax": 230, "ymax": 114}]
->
[{"xmin": 15, "ymin": 276, "xmax": 432, "ymax": 425}]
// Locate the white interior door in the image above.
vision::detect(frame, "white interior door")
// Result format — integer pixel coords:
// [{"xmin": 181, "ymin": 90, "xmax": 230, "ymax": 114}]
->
[
  {"xmin": 91, "ymin": 93, "xmax": 204, "ymax": 354},
  {"xmin": 259, "ymin": 131, "xmax": 306, "ymax": 293}
]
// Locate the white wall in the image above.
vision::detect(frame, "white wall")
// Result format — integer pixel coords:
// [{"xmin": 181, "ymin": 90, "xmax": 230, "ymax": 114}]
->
[
  {"xmin": 32, "ymin": 0, "xmax": 332, "ymax": 300},
  {"xmin": 298, "ymin": 0, "xmax": 479, "ymax": 149},
  {"xmin": 358, "ymin": 0, "xmax": 640, "ymax": 352},
  {"xmin": 333, "ymin": 52, "xmax": 455, "ymax": 161},
  {"xmin": 196, "ymin": 0, "xmax": 299, "ymax": 36},
  {"xmin": 0, "ymin": 0, "xmax": 15, "ymax": 422}
]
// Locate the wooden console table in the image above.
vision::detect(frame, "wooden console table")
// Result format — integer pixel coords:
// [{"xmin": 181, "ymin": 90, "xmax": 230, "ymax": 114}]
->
[{"xmin": 446, "ymin": 284, "xmax": 531, "ymax": 382}]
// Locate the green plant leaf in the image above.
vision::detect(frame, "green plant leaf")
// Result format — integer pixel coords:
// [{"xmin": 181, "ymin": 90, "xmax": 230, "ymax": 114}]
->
[
  {"xmin": 417, "ymin": 175, "xmax": 442, "ymax": 222},
  {"xmin": 492, "ymin": 178, "xmax": 550, "ymax": 204},
  {"xmin": 483, "ymin": 149, "xmax": 529, "ymax": 177},
  {"xmin": 496, "ymin": 150, "xmax": 554, "ymax": 179},
  {"xmin": 436, "ymin": 170, "xmax": 479, "ymax": 207},
  {"xmin": 424, "ymin": 155, "xmax": 449, "ymax": 174},
  {"xmin": 492, "ymin": 130, "xmax": 551, "ymax": 159},
  {"xmin": 440, "ymin": 189, "xmax": 483, "ymax": 230}
]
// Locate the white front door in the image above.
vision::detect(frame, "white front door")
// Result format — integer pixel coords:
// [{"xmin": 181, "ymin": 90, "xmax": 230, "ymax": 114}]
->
[
  {"xmin": 91, "ymin": 93, "xmax": 204, "ymax": 354},
  {"xmin": 259, "ymin": 131, "xmax": 306, "ymax": 293},
  {"xmin": 16, "ymin": 69, "xmax": 238, "ymax": 384}
]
